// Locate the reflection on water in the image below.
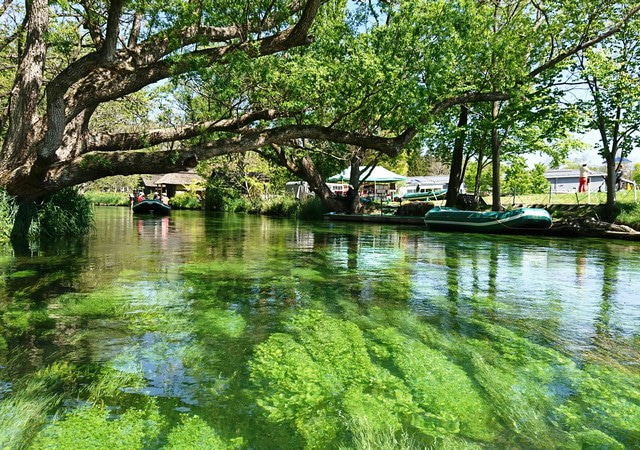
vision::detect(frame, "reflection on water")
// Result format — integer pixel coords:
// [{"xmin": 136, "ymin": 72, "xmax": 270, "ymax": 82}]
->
[{"xmin": 0, "ymin": 207, "xmax": 639, "ymax": 448}]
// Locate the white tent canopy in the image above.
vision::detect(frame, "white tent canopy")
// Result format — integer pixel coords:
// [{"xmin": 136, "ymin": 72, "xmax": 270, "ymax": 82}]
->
[{"xmin": 327, "ymin": 166, "xmax": 406, "ymax": 183}]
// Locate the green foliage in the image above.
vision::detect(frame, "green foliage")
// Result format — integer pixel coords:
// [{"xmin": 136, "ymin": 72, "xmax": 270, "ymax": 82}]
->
[
  {"xmin": 0, "ymin": 189, "xmax": 17, "ymax": 243},
  {"xmin": 0, "ymin": 305, "xmax": 55, "ymax": 339},
  {"xmin": 84, "ymin": 175, "xmax": 140, "ymax": 193},
  {"xmin": 297, "ymin": 196, "xmax": 325, "ymax": 220},
  {"xmin": 31, "ymin": 404, "xmax": 163, "ymax": 449},
  {"xmin": 36, "ymin": 187, "xmax": 94, "ymax": 238},
  {"xmin": 259, "ymin": 197, "xmax": 300, "ymax": 217},
  {"xmin": 250, "ymin": 310, "xmax": 414, "ymax": 448},
  {"xmin": 85, "ymin": 367, "xmax": 147, "ymax": 404},
  {"xmin": 613, "ymin": 202, "xmax": 640, "ymax": 229},
  {"xmin": 0, "ymin": 363, "xmax": 74, "ymax": 449},
  {"xmin": 503, "ymin": 157, "xmax": 533, "ymax": 195},
  {"xmin": 250, "ymin": 310, "xmax": 502, "ymax": 448},
  {"xmin": 85, "ymin": 190, "xmax": 130, "ymax": 206},
  {"xmin": 571, "ymin": 429, "xmax": 624, "ymax": 450},
  {"xmin": 193, "ymin": 308, "xmax": 246, "ymax": 339},
  {"xmin": 54, "ymin": 288, "xmax": 132, "ymax": 319},
  {"xmin": 369, "ymin": 327, "xmax": 498, "ymax": 442},
  {"xmin": 555, "ymin": 364, "xmax": 640, "ymax": 446},
  {"xmin": 169, "ymin": 192, "xmax": 202, "ymax": 210},
  {"xmin": 530, "ymin": 163, "xmax": 551, "ymax": 194},
  {"xmin": 633, "ymin": 163, "xmax": 640, "ymax": 185},
  {"xmin": 464, "ymin": 161, "xmax": 493, "ymax": 194},
  {"xmin": 164, "ymin": 415, "xmax": 232, "ymax": 449},
  {"xmin": 503, "ymin": 157, "xmax": 550, "ymax": 196},
  {"xmin": 405, "ymin": 149, "xmax": 432, "ymax": 176}
]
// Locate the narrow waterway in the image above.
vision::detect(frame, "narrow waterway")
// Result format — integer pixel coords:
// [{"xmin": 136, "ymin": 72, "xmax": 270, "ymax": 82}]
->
[{"xmin": 1, "ymin": 207, "xmax": 639, "ymax": 448}]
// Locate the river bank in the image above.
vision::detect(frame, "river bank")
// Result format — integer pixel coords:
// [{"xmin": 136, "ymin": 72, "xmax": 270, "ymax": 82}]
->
[{"xmin": 328, "ymin": 202, "xmax": 640, "ymax": 240}]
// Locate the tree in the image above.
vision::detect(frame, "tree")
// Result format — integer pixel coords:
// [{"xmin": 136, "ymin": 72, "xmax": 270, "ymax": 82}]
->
[
  {"xmin": 530, "ymin": 163, "xmax": 551, "ymax": 194},
  {"xmin": 463, "ymin": 161, "xmax": 492, "ymax": 197},
  {"xmin": 432, "ymin": 1, "xmax": 640, "ymax": 210},
  {"xmin": 572, "ymin": 11, "xmax": 640, "ymax": 218},
  {"xmin": 0, "ymin": 0, "xmax": 416, "ymax": 235},
  {"xmin": 1, "ymin": 0, "xmax": 638, "ymax": 237},
  {"xmin": 503, "ymin": 157, "xmax": 532, "ymax": 197}
]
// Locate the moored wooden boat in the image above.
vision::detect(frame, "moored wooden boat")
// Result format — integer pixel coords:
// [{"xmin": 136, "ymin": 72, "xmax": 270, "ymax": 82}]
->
[
  {"xmin": 424, "ymin": 206, "xmax": 552, "ymax": 233},
  {"xmin": 132, "ymin": 199, "xmax": 171, "ymax": 215},
  {"xmin": 403, "ymin": 189, "xmax": 447, "ymax": 201}
]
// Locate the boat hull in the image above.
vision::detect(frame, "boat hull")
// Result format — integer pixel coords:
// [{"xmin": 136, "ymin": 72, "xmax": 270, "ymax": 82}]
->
[
  {"xmin": 424, "ymin": 207, "xmax": 552, "ymax": 233},
  {"xmin": 132, "ymin": 200, "xmax": 171, "ymax": 215},
  {"xmin": 403, "ymin": 189, "xmax": 447, "ymax": 201}
]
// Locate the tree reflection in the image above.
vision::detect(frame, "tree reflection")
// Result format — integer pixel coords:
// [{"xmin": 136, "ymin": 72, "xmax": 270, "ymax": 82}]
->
[{"xmin": 595, "ymin": 246, "xmax": 619, "ymax": 339}]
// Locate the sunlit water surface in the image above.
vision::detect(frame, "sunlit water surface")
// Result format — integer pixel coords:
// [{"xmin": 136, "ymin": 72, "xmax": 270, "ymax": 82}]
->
[{"xmin": 1, "ymin": 207, "xmax": 639, "ymax": 448}]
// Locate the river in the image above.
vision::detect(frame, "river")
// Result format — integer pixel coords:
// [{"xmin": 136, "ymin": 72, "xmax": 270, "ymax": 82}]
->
[{"xmin": 1, "ymin": 206, "xmax": 639, "ymax": 448}]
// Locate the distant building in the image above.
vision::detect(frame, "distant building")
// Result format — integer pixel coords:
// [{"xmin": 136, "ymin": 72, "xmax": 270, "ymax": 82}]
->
[
  {"xmin": 139, "ymin": 170, "xmax": 205, "ymax": 197},
  {"xmin": 544, "ymin": 169, "xmax": 606, "ymax": 192},
  {"xmin": 285, "ymin": 181, "xmax": 311, "ymax": 200},
  {"xmin": 404, "ymin": 176, "xmax": 464, "ymax": 195}
]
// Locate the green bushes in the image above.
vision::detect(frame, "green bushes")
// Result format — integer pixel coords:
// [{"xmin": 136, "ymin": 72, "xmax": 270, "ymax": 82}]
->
[
  {"xmin": 0, "ymin": 190, "xmax": 17, "ymax": 243},
  {"xmin": 297, "ymin": 196, "xmax": 325, "ymax": 220},
  {"xmin": 203, "ymin": 186, "xmax": 325, "ymax": 219},
  {"xmin": 258, "ymin": 196, "xmax": 300, "ymax": 217},
  {"xmin": 36, "ymin": 187, "xmax": 95, "ymax": 237},
  {"xmin": 169, "ymin": 192, "xmax": 202, "ymax": 210},
  {"xmin": 252, "ymin": 196, "xmax": 325, "ymax": 219},
  {"xmin": 612, "ymin": 202, "xmax": 640, "ymax": 229},
  {"xmin": 84, "ymin": 191, "xmax": 129, "ymax": 206},
  {"xmin": 0, "ymin": 187, "xmax": 94, "ymax": 241}
]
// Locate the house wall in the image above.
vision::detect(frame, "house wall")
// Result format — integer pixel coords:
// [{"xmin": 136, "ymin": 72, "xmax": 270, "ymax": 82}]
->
[{"xmin": 546, "ymin": 174, "xmax": 606, "ymax": 192}]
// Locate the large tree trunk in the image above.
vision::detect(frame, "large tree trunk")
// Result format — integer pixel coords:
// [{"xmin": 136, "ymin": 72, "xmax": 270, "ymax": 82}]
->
[
  {"xmin": 10, "ymin": 201, "xmax": 38, "ymax": 241},
  {"xmin": 445, "ymin": 105, "xmax": 468, "ymax": 207},
  {"xmin": 491, "ymin": 100, "xmax": 502, "ymax": 211},
  {"xmin": 474, "ymin": 150, "xmax": 485, "ymax": 200}
]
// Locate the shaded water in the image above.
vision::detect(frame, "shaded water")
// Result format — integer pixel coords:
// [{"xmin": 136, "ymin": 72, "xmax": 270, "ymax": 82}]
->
[{"xmin": 1, "ymin": 207, "xmax": 639, "ymax": 448}]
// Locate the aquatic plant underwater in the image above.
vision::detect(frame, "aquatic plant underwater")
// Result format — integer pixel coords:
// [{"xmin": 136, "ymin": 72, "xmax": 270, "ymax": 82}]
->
[
  {"xmin": 1, "ymin": 212, "xmax": 639, "ymax": 449},
  {"xmin": 2, "ymin": 281, "xmax": 638, "ymax": 448}
]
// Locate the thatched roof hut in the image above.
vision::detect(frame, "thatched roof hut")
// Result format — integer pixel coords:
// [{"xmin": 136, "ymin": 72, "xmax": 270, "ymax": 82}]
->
[
  {"xmin": 155, "ymin": 172, "xmax": 205, "ymax": 188},
  {"xmin": 139, "ymin": 171, "xmax": 205, "ymax": 197}
]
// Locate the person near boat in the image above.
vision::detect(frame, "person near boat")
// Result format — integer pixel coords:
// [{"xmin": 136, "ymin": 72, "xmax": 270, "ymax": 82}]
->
[{"xmin": 578, "ymin": 163, "xmax": 591, "ymax": 192}]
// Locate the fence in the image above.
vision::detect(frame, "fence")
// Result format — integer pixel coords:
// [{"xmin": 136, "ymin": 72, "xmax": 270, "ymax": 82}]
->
[{"xmin": 504, "ymin": 180, "xmax": 638, "ymax": 207}]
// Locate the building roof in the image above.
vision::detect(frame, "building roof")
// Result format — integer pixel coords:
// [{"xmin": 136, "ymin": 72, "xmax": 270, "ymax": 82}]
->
[
  {"xmin": 153, "ymin": 171, "xmax": 205, "ymax": 186},
  {"xmin": 140, "ymin": 174, "xmax": 164, "ymax": 187},
  {"xmin": 405, "ymin": 176, "xmax": 450, "ymax": 185},
  {"xmin": 327, "ymin": 166, "xmax": 406, "ymax": 183},
  {"xmin": 544, "ymin": 169, "xmax": 606, "ymax": 178}
]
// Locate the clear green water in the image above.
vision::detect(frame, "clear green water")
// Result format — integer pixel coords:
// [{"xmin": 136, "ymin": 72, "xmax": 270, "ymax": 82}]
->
[{"xmin": 1, "ymin": 207, "xmax": 639, "ymax": 449}]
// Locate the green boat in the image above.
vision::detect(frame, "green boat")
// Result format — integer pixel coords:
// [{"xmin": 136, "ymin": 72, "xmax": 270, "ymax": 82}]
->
[
  {"xmin": 403, "ymin": 188, "xmax": 447, "ymax": 201},
  {"xmin": 424, "ymin": 206, "xmax": 552, "ymax": 233}
]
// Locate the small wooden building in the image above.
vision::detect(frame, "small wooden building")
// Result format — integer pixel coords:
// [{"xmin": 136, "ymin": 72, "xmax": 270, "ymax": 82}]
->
[{"xmin": 139, "ymin": 171, "xmax": 205, "ymax": 198}]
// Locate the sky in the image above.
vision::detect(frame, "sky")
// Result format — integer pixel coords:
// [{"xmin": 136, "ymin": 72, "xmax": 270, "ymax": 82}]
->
[{"xmin": 529, "ymin": 130, "xmax": 640, "ymax": 169}]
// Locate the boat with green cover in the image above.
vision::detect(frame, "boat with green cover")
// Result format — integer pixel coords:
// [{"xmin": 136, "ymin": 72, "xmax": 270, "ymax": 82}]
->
[
  {"xmin": 424, "ymin": 206, "xmax": 552, "ymax": 233},
  {"xmin": 403, "ymin": 189, "xmax": 447, "ymax": 201},
  {"xmin": 132, "ymin": 199, "xmax": 171, "ymax": 215}
]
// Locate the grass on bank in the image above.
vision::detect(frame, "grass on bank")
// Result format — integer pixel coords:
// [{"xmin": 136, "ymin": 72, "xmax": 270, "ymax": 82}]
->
[
  {"xmin": 84, "ymin": 191, "xmax": 129, "ymax": 206},
  {"xmin": 0, "ymin": 187, "xmax": 94, "ymax": 243}
]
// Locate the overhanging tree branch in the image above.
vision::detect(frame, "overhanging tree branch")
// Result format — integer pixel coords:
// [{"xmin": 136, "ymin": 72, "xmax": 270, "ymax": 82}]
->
[
  {"xmin": 86, "ymin": 109, "xmax": 292, "ymax": 152},
  {"xmin": 529, "ymin": 4, "xmax": 640, "ymax": 79},
  {"xmin": 46, "ymin": 124, "xmax": 417, "ymax": 188}
]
